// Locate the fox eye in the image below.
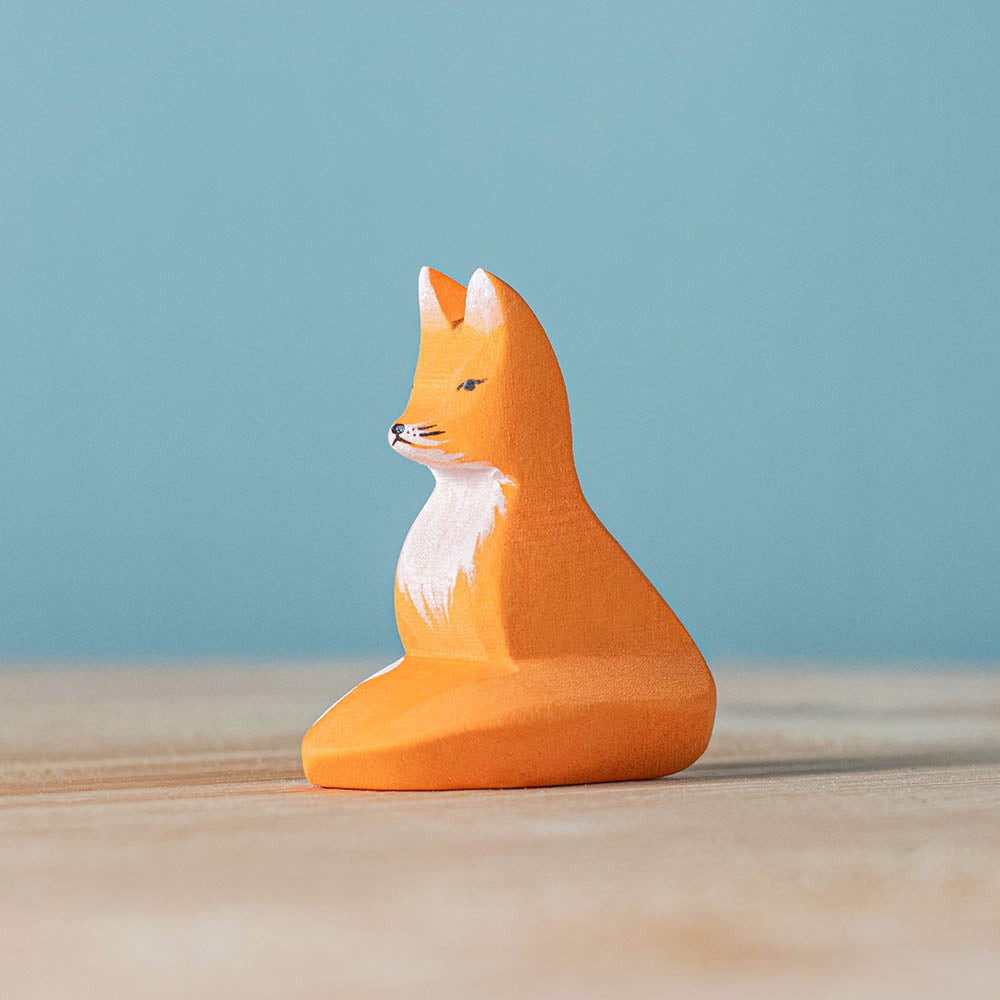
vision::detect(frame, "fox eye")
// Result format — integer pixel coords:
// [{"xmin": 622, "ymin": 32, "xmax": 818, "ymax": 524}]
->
[{"xmin": 457, "ymin": 378, "xmax": 486, "ymax": 391}]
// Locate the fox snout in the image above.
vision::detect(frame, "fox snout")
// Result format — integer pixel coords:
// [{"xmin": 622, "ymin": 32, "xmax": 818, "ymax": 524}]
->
[{"xmin": 388, "ymin": 422, "xmax": 446, "ymax": 448}]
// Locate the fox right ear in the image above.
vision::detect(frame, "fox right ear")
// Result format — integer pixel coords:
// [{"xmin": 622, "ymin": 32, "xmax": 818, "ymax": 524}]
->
[{"xmin": 418, "ymin": 267, "xmax": 466, "ymax": 334}]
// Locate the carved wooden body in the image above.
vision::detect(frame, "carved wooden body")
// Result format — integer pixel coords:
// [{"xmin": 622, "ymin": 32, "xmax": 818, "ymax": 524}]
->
[{"xmin": 302, "ymin": 268, "xmax": 715, "ymax": 789}]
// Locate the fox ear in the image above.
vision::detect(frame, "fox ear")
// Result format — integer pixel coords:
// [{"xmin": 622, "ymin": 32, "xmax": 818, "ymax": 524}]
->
[
  {"xmin": 418, "ymin": 267, "xmax": 466, "ymax": 333},
  {"xmin": 464, "ymin": 268, "xmax": 528, "ymax": 335}
]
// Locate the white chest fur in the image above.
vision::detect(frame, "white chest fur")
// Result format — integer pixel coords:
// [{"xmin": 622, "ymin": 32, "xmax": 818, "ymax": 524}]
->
[{"xmin": 397, "ymin": 464, "xmax": 512, "ymax": 625}]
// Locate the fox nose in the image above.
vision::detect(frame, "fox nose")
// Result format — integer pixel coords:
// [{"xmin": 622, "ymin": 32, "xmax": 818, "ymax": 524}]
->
[{"xmin": 390, "ymin": 423, "xmax": 405, "ymax": 436}]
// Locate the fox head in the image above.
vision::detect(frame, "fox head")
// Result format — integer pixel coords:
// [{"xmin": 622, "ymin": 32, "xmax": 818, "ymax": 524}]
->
[{"xmin": 390, "ymin": 268, "xmax": 576, "ymax": 486}]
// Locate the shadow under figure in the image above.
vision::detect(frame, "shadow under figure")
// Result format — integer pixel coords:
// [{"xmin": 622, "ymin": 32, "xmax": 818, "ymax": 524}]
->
[{"xmin": 302, "ymin": 268, "xmax": 716, "ymax": 790}]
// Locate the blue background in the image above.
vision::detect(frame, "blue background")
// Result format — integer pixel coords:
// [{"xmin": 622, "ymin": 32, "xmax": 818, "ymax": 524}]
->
[{"xmin": 2, "ymin": 2, "xmax": 997, "ymax": 662}]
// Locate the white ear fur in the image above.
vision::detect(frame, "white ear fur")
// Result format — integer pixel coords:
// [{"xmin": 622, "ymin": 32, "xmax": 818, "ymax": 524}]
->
[
  {"xmin": 418, "ymin": 267, "xmax": 447, "ymax": 329},
  {"xmin": 464, "ymin": 268, "xmax": 505, "ymax": 334},
  {"xmin": 418, "ymin": 266, "xmax": 465, "ymax": 331}
]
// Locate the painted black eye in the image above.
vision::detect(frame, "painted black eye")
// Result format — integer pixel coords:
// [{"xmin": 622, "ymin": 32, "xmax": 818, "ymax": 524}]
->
[{"xmin": 457, "ymin": 378, "xmax": 486, "ymax": 391}]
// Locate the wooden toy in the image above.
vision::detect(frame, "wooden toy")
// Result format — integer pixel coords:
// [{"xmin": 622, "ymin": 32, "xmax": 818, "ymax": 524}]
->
[{"xmin": 302, "ymin": 268, "xmax": 715, "ymax": 789}]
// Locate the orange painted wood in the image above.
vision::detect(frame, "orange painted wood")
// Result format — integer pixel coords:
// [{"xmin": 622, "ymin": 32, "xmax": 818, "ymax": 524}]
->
[{"xmin": 303, "ymin": 269, "xmax": 715, "ymax": 789}]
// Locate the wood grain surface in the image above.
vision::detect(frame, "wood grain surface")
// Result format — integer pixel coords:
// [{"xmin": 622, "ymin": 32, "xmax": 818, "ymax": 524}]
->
[{"xmin": 1, "ymin": 661, "xmax": 998, "ymax": 999}]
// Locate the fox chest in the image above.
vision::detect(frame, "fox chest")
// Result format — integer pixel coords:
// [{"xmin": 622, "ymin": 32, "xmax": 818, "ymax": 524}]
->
[{"xmin": 396, "ymin": 465, "xmax": 511, "ymax": 626}]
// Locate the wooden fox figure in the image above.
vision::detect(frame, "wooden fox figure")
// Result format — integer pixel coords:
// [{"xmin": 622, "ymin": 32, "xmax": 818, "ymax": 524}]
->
[{"xmin": 302, "ymin": 268, "xmax": 716, "ymax": 789}]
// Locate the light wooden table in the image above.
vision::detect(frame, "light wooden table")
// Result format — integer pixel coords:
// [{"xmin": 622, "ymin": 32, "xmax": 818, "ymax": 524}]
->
[{"xmin": 1, "ymin": 661, "xmax": 998, "ymax": 999}]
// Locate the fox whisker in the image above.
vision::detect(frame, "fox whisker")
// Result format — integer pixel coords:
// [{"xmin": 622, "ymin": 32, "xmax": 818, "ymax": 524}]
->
[
  {"xmin": 420, "ymin": 430, "xmax": 446, "ymax": 437},
  {"xmin": 416, "ymin": 424, "xmax": 436, "ymax": 430}
]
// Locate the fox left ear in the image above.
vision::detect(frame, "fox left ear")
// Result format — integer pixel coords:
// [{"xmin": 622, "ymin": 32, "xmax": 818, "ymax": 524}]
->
[
  {"xmin": 464, "ymin": 269, "xmax": 535, "ymax": 336},
  {"xmin": 418, "ymin": 267, "xmax": 466, "ymax": 334}
]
